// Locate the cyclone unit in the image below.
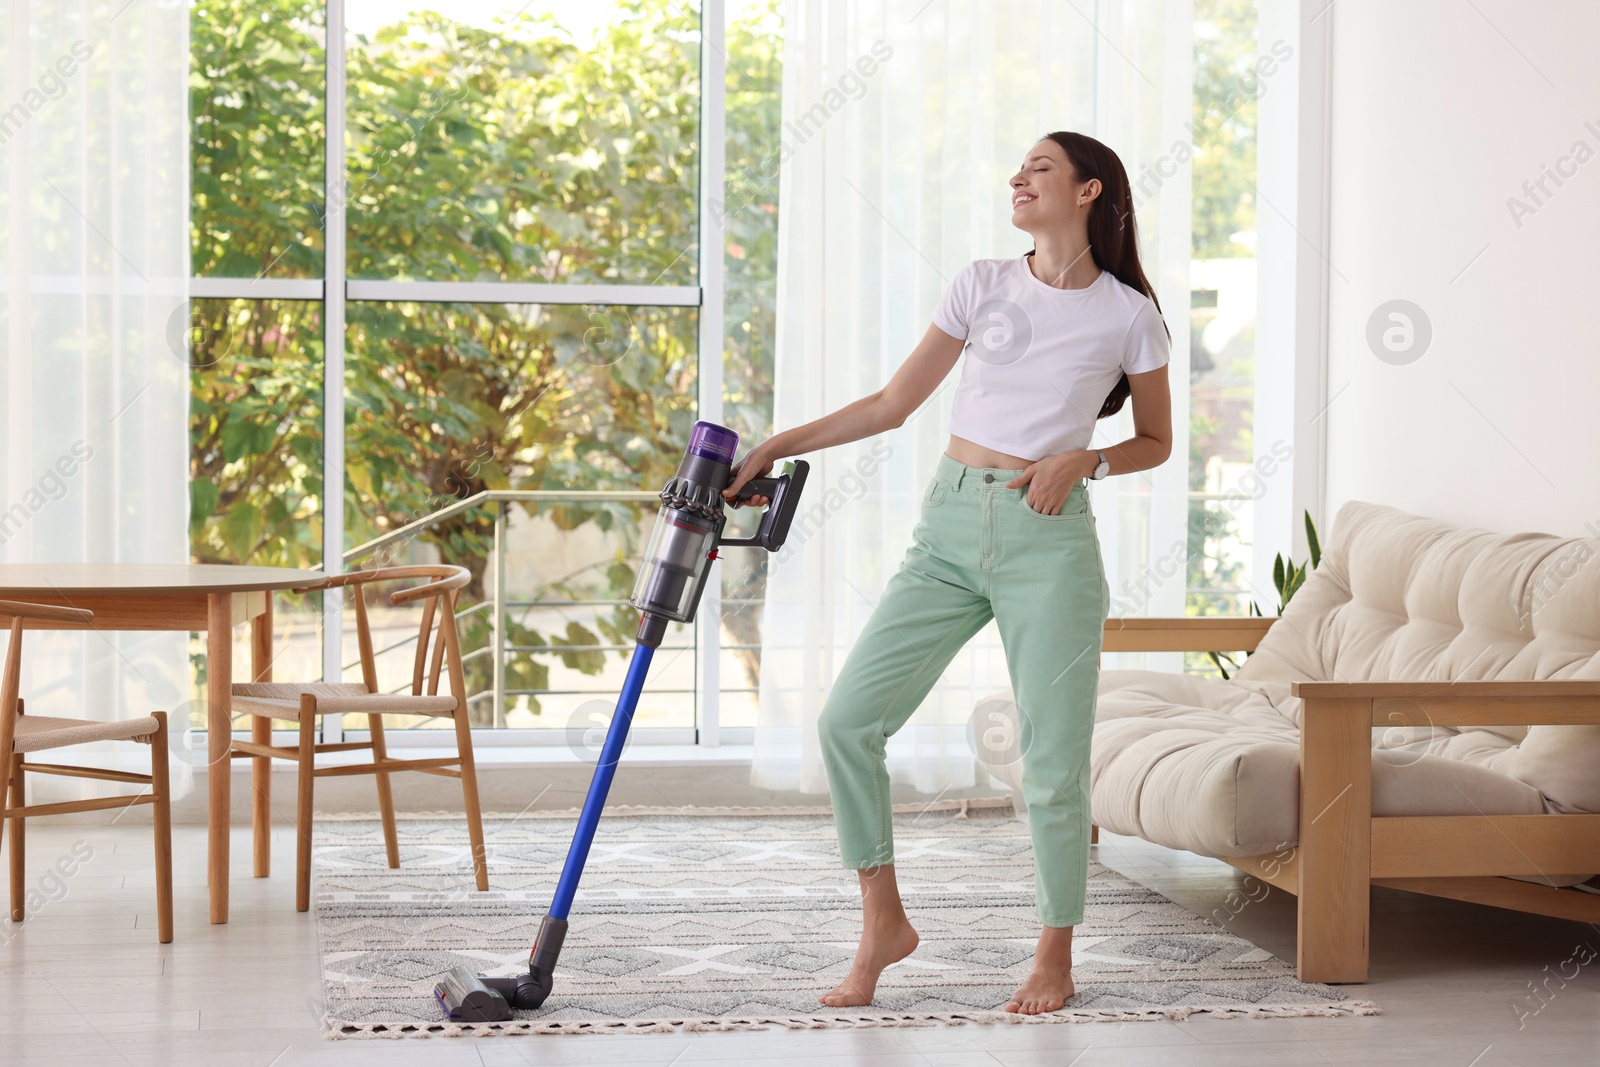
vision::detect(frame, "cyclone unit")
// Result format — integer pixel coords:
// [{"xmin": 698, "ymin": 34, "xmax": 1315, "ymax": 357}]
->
[{"xmin": 435, "ymin": 421, "xmax": 809, "ymax": 1022}]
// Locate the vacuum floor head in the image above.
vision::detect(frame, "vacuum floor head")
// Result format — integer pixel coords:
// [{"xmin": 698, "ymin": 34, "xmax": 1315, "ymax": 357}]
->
[{"xmin": 433, "ymin": 965, "xmax": 516, "ymax": 1022}]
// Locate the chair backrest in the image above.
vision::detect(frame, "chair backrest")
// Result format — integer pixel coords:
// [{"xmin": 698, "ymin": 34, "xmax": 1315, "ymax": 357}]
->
[
  {"xmin": 310, "ymin": 566, "xmax": 473, "ymax": 704},
  {"xmin": 0, "ymin": 600, "xmax": 94, "ymax": 758}
]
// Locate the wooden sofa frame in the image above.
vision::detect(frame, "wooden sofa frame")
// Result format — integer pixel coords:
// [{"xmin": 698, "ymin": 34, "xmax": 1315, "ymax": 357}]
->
[{"xmin": 1099, "ymin": 617, "xmax": 1600, "ymax": 983}]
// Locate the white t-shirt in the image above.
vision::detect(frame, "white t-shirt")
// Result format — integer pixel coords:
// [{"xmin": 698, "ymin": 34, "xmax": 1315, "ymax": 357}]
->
[{"xmin": 931, "ymin": 253, "xmax": 1170, "ymax": 460}]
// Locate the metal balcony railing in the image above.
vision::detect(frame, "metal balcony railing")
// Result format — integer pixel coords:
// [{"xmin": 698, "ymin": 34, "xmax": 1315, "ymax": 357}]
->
[{"xmin": 332, "ymin": 489, "xmax": 685, "ymax": 729}]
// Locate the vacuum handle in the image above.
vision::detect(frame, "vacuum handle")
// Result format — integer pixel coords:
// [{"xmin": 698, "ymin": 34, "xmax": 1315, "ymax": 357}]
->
[{"xmin": 720, "ymin": 460, "xmax": 809, "ymax": 552}]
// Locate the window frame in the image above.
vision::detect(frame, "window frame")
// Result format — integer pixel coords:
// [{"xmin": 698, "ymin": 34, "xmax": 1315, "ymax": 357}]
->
[{"xmin": 192, "ymin": 0, "xmax": 732, "ymax": 748}]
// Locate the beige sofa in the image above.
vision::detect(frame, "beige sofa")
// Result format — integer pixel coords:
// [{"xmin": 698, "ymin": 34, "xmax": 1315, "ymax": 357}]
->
[{"xmin": 981, "ymin": 500, "xmax": 1600, "ymax": 982}]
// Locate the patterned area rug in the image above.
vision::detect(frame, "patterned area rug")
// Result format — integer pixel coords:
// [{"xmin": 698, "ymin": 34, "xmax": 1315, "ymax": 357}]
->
[{"xmin": 314, "ymin": 801, "xmax": 1379, "ymax": 1037}]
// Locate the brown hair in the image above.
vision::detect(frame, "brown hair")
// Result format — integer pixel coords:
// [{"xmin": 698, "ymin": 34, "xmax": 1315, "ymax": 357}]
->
[{"xmin": 1034, "ymin": 131, "xmax": 1171, "ymax": 419}]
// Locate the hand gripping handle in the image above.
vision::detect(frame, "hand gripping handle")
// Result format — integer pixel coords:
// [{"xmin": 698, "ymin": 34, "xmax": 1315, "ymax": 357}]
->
[{"xmin": 719, "ymin": 459, "xmax": 810, "ymax": 552}]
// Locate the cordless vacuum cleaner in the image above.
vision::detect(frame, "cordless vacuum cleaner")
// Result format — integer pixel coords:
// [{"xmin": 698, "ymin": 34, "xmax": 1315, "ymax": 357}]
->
[{"xmin": 435, "ymin": 421, "xmax": 809, "ymax": 1023}]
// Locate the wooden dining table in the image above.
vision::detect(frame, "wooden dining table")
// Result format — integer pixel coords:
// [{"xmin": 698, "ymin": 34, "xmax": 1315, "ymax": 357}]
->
[{"xmin": 0, "ymin": 563, "xmax": 325, "ymax": 923}]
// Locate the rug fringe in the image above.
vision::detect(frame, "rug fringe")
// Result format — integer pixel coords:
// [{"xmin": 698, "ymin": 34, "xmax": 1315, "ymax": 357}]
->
[{"xmin": 324, "ymin": 1001, "xmax": 1381, "ymax": 1039}]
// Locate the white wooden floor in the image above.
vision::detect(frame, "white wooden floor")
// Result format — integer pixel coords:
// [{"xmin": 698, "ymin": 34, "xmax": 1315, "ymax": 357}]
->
[{"xmin": 2, "ymin": 821, "xmax": 1597, "ymax": 1066}]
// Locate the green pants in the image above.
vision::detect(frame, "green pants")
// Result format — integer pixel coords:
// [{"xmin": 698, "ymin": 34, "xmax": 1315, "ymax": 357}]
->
[{"xmin": 817, "ymin": 452, "xmax": 1109, "ymax": 927}]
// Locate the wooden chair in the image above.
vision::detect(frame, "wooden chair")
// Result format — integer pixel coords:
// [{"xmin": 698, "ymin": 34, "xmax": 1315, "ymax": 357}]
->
[
  {"xmin": 0, "ymin": 600, "xmax": 173, "ymax": 943},
  {"xmin": 229, "ymin": 565, "xmax": 488, "ymax": 911}
]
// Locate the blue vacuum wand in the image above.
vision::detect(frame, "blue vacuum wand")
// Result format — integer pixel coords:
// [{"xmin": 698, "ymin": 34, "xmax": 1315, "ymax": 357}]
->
[{"xmin": 436, "ymin": 421, "xmax": 809, "ymax": 1022}]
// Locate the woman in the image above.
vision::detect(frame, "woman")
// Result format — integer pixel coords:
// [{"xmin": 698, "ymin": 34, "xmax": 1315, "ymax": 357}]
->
[{"xmin": 722, "ymin": 131, "xmax": 1173, "ymax": 1015}]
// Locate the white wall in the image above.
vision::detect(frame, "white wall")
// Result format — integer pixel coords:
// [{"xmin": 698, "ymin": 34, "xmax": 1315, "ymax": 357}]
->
[{"xmin": 1324, "ymin": 1, "xmax": 1600, "ymax": 539}]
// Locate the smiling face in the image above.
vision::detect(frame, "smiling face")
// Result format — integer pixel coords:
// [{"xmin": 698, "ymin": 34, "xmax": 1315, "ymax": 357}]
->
[{"xmin": 1010, "ymin": 138, "xmax": 1099, "ymax": 234}]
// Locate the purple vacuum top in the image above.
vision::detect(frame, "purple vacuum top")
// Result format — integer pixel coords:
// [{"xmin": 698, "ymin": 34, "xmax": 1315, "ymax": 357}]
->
[{"xmin": 687, "ymin": 421, "xmax": 740, "ymax": 463}]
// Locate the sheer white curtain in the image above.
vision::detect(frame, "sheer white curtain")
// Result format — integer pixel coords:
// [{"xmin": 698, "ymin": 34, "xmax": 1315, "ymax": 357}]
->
[
  {"xmin": 1, "ymin": 2, "xmax": 192, "ymax": 795},
  {"xmin": 750, "ymin": 0, "xmax": 1193, "ymax": 795}
]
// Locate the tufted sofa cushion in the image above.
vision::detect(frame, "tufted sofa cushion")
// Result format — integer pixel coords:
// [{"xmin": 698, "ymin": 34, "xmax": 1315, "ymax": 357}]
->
[
  {"xmin": 987, "ymin": 500, "xmax": 1600, "ymax": 862},
  {"xmin": 1088, "ymin": 669, "xmax": 1550, "ymax": 856},
  {"xmin": 1231, "ymin": 501, "xmax": 1600, "ymax": 816}
]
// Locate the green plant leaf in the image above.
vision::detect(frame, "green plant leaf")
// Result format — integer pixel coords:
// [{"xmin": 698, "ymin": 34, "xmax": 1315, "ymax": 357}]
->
[
  {"xmin": 190, "ymin": 478, "xmax": 220, "ymax": 531},
  {"xmin": 1207, "ymin": 650, "xmax": 1233, "ymax": 680},
  {"xmin": 558, "ymin": 620, "xmax": 607, "ymax": 674}
]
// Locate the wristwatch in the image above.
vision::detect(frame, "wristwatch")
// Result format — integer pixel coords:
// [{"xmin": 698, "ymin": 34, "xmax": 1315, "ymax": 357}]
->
[{"xmin": 1090, "ymin": 448, "xmax": 1110, "ymax": 480}]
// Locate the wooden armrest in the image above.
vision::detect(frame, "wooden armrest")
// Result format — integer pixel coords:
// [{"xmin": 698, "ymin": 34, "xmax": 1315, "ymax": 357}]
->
[
  {"xmin": 1102, "ymin": 616, "xmax": 1275, "ymax": 654},
  {"xmin": 0, "ymin": 600, "xmax": 95, "ymax": 625},
  {"xmin": 387, "ymin": 567, "xmax": 471, "ymax": 605},
  {"xmin": 291, "ymin": 566, "xmax": 471, "ymax": 605},
  {"xmin": 1294, "ymin": 680, "xmax": 1600, "ymax": 698},
  {"xmin": 291, "ymin": 570, "xmax": 378, "ymax": 594},
  {"xmin": 1295, "ymin": 680, "xmax": 1600, "ymax": 727}
]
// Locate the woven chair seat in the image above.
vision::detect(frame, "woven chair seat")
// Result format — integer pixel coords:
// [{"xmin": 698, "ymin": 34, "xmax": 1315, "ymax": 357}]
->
[
  {"xmin": 13, "ymin": 714, "xmax": 161, "ymax": 754},
  {"xmin": 231, "ymin": 682, "xmax": 459, "ymax": 719}
]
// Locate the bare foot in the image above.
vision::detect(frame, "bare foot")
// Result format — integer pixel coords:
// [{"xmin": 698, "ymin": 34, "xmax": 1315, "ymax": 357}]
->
[
  {"xmin": 1005, "ymin": 922, "xmax": 1076, "ymax": 1014},
  {"xmin": 818, "ymin": 917, "xmax": 920, "ymax": 1007},
  {"xmin": 1004, "ymin": 967, "xmax": 1075, "ymax": 1014}
]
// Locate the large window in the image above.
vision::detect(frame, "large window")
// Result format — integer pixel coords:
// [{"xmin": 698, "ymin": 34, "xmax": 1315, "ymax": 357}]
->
[{"xmin": 189, "ymin": 0, "xmax": 783, "ymax": 742}]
